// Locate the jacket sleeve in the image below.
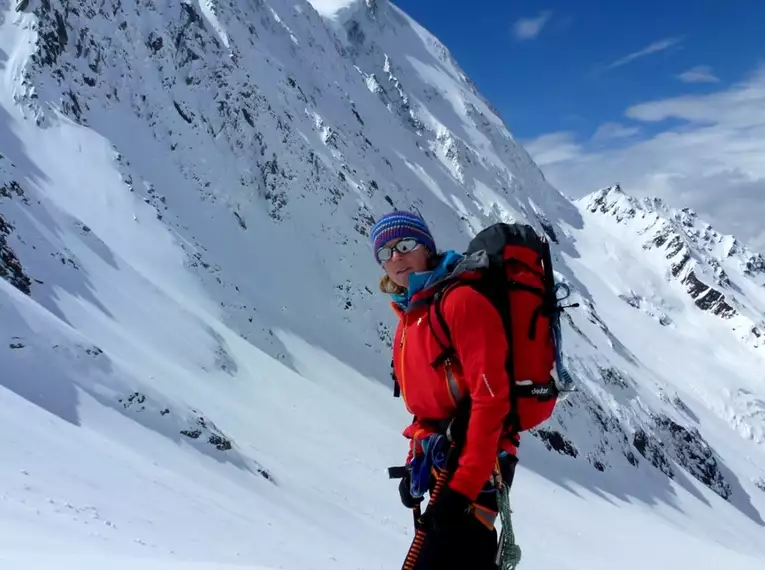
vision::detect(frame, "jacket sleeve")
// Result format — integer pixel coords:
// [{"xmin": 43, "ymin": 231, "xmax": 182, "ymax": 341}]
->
[{"xmin": 440, "ymin": 285, "xmax": 511, "ymax": 500}]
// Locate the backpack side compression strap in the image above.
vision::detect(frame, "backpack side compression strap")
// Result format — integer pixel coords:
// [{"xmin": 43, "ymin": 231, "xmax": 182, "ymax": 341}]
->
[{"xmin": 427, "ymin": 282, "xmax": 461, "ymax": 368}]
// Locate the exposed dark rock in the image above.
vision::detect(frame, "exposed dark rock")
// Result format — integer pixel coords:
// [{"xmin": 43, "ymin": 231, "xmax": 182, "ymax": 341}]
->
[
  {"xmin": 654, "ymin": 414, "xmax": 732, "ymax": 500},
  {"xmin": 0, "ymin": 180, "xmax": 27, "ymax": 203},
  {"xmin": 633, "ymin": 429, "xmax": 674, "ymax": 478},
  {"xmin": 744, "ymin": 254, "xmax": 765, "ymax": 276},
  {"xmin": 534, "ymin": 428, "xmax": 578, "ymax": 458},
  {"xmin": 624, "ymin": 450, "xmax": 639, "ymax": 467},
  {"xmin": 182, "ymin": 415, "xmax": 232, "ymax": 451},
  {"xmin": 599, "ymin": 366, "xmax": 630, "ymax": 389},
  {"xmin": 670, "ymin": 251, "xmax": 690, "ymax": 277},
  {"xmin": 651, "ymin": 226, "xmax": 671, "ymax": 249},
  {"xmin": 682, "ymin": 271, "xmax": 736, "ymax": 318},
  {"xmin": 353, "ymin": 205, "xmax": 375, "ymax": 238},
  {"xmin": 119, "ymin": 391, "xmax": 147, "ymax": 410},
  {"xmin": 173, "ymin": 101, "xmax": 194, "ymax": 124},
  {"xmin": 665, "ymin": 235, "xmax": 685, "ymax": 259},
  {"xmin": 147, "ymin": 32, "xmax": 164, "ymax": 53},
  {"xmin": 0, "ymin": 214, "xmax": 32, "ymax": 295},
  {"xmin": 234, "ymin": 211, "xmax": 247, "ymax": 229},
  {"xmin": 539, "ymin": 219, "xmax": 558, "ymax": 243}
]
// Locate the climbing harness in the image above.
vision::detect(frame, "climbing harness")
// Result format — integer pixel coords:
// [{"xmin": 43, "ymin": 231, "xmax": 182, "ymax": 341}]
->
[
  {"xmin": 400, "ymin": 438, "xmax": 458, "ymax": 570},
  {"xmin": 408, "ymin": 433, "xmax": 447, "ymax": 500}
]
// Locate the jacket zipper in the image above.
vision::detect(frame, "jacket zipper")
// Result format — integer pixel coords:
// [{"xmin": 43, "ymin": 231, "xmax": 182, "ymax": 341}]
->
[
  {"xmin": 444, "ymin": 358, "xmax": 457, "ymax": 407},
  {"xmin": 399, "ymin": 315, "xmax": 411, "ymax": 413}
]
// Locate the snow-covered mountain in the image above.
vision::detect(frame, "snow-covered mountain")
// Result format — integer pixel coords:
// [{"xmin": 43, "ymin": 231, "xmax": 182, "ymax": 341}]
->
[
  {"xmin": 582, "ymin": 185, "xmax": 765, "ymax": 344},
  {"xmin": 2, "ymin": 0, "xmax": 765, "ymax": 568}
]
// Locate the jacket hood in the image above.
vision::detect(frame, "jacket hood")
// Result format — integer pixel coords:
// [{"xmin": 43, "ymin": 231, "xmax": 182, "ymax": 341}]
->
[{"xmin": 390, "ymin": 249, "xmax": 490, "ymax": 314}]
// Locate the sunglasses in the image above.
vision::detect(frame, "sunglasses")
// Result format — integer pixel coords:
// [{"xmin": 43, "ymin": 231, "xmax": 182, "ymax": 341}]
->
[{"xmin": 376, "ymin": 238, "xmax": 420, "ymax": 263}]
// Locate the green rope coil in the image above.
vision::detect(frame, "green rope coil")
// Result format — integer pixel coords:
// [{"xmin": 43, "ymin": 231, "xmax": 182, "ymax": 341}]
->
[{"xmin": 496, "ymin": 484, "xmax": 522, "ymax": 570}]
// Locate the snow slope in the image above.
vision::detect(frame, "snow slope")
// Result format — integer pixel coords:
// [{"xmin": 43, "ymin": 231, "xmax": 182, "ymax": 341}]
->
[
  {"xmin": 572, "ymin": 186, "xmax": 765, "ymax": 447},
  {"xmin": 1, "ymin": 0, "xmax": 764, "ymax": 568}
]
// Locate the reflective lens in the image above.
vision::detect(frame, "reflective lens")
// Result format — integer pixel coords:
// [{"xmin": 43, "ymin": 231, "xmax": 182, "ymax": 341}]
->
[{"xmin": 377, "ymin": 238, "xmax": 419, "ymax": 262}]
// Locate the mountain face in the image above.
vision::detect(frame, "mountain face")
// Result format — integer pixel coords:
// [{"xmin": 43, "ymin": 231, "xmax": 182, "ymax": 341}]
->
[
  {"xmin": 2, "ymin": 1, "xmax": 765, "ymax": 568},
  {"xmin": 582, "ymin": 185, "xmax": 765, "ymax": 350}
]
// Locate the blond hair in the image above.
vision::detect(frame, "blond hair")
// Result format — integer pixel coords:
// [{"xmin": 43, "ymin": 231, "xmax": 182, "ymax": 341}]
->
[
  {"xmin": 378, "ymin": 249, "xmax": 442, "ymax": 296},
  {"xmin": 379, "ymin": 274, "xmax": 406, "ymax": 295}
]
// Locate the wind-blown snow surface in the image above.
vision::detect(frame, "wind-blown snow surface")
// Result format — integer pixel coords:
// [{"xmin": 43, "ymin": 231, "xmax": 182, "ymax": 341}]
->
[{"xmin": 1, "ymin": 0, "xmax": 765, "ymax": 568}]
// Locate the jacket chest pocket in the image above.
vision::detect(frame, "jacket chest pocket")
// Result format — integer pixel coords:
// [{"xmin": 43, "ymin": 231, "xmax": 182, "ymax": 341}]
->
[
  {"xmin": 402, "ymin": 325, "xmax": 465, "ymax": 414},
  {"xmin": 441, "ymin": 358, "xmax": 465, "ymax": 407}
]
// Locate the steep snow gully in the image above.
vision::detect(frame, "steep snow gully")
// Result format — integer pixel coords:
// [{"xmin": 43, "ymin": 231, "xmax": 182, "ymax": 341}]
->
[{"xmin": 1, "ymin": 0, "xmax": 765, "ymax": 569}]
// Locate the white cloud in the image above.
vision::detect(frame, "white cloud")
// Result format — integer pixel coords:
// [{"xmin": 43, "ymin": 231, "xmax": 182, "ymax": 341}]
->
[
  {"xmin": 592, "ymin": 122, "xmax": 641, "ymax": 141},
  {"xmin": 605, "ymin": 37, "xmax": 684, "ymax": 70},
  {"xmin": 524, "ymin": 65, "xmax": 765, "ymax": 252},
  {"xmin": 513, "ymin": 11, "xmax": 552, "ymax": 41},
  {"xmin": 678, "ymin": 65, "xmax": 720, "ymax": 83},
  {"xmin": 523, "ymin": 131, "xmax": 583, "ymax": 166}
]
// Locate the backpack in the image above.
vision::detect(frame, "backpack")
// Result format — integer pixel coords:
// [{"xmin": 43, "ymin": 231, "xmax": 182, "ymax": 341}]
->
[{"xmin": 393, "ymin": 222, "xmax": 578, "ymax": 442}]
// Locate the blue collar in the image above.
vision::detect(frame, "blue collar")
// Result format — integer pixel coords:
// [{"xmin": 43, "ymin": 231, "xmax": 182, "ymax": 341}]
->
[{"xmin": 390, "ymin": 250, "xmax": 464, "ymax": 310}]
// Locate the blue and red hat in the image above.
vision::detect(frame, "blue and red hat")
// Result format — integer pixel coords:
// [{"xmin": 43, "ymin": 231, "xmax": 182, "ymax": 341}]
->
[{"xmin": 370, "ymin": 210, "xmax": 436, "ymax": 263}]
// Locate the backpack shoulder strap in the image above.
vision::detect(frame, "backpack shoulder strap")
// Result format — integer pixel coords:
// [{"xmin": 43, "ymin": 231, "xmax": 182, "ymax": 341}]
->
[{"xmin": 428, "ymin": 280, "xmax": 468, "ymax": 368}]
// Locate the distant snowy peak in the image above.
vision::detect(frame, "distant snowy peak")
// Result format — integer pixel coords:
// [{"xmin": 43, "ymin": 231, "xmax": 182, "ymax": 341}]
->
[
  {"xmin": 308, "ymin": 0, "xmax": 379, "ymax": 22},
  {"xmin": 318, "ymin": 0, "xmax": 575, "ymax": 231},
  {"xmin": 321, "ymin": 0, "xmax": 476, "ymax": 93},
  {"xmin": 584, "ymin": 185, "xmax": 765, "ymax": 274},
  {"xmin": 579, "ymin": 185, "xmax": 765, "ymax": 350}
]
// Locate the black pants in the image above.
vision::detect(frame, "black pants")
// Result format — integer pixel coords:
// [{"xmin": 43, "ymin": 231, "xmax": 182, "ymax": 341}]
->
[
  {"xmin": 401, "ymin": 451, "xmax": 516, "ymax": 569},
  {"xmin": 412, "ymin": 514, "xmax": 498, "ymax": 570}
]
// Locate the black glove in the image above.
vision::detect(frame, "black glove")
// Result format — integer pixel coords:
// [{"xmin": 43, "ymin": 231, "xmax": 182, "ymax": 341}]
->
[
  {"xmin": 399, "ymin": 471, "xmax": 424, "ymax": 509},
  {"xmin": 418, "ymin": 486, "xmax": 472, "ymax": 532}
]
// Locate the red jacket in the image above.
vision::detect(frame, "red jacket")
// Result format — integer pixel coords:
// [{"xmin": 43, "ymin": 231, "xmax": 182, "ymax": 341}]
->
[{"xmin": 391, "ymin": 278, "xmax": 514, "ymax": 501}]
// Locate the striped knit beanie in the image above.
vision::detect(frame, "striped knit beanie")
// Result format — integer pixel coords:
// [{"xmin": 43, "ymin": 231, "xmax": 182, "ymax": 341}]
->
[{"xmin": 370, "ymin": 210, "xmax": 436, "ymax": 263}]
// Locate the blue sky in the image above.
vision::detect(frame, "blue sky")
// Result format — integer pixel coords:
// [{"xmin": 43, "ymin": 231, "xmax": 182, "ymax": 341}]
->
[
  {"xmin": 394, "ymin": 0, "xmax": 765, "ymax": 252},
  {"xmin": 394, "ymin": 0, "xmax": 764, "ymax": 140}
]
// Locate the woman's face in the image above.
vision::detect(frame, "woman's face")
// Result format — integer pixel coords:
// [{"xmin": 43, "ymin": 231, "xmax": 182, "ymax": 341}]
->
[{"xmin": 379, "ymin": 238, "xmax": 430, "ymax": 288}]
